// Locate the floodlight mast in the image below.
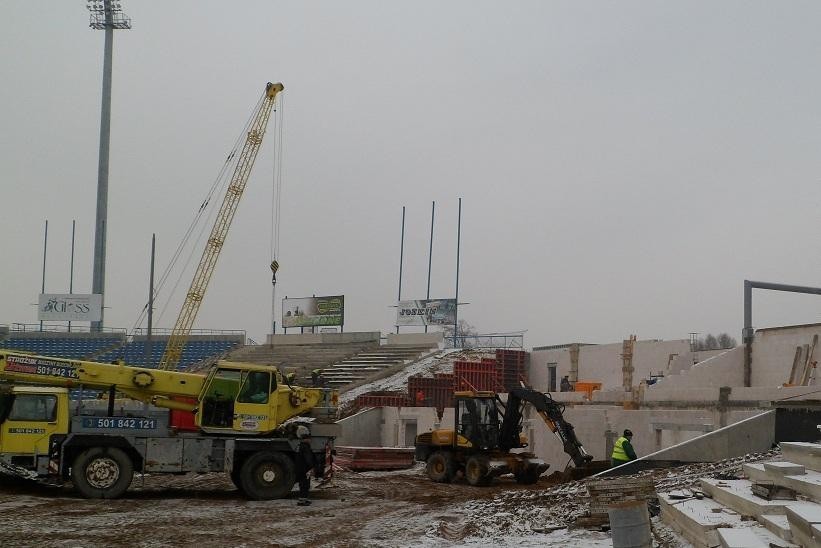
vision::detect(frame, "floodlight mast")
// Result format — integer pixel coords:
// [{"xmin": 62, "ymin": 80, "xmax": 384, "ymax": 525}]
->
[{"xmin": 86, "ymin": 0, "xmax": 131, "ymax": 332}]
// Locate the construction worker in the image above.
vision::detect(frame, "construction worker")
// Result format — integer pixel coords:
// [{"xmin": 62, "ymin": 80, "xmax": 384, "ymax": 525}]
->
[
  {"xmin": 560, "ymin": 376, "xmax": 572, "ymax": 392},
  {"xmin": 611, "ymin": 429, "xmax": 638, "ymax": 467},
  {"xmin": 294, "ymin": 425, "xmax": 316, "ymax": 506},
  {"xmin": 415, "ymin": 389, "xmax": 426, "ymax": 406},
  {"xmin": 311, "ymin": 369, "xmax": 324, "ymax": 387}
]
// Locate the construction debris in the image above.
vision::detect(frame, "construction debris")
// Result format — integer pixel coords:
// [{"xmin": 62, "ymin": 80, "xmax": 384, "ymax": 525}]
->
[{"xmin": 334, "ymin": 446, "xmax": 415, "ymax": 471}]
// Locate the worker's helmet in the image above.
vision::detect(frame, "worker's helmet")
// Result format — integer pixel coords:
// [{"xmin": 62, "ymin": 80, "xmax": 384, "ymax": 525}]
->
[
  {"xmin": 623, "ymin": 429, "xmax": 633, "ymax": 438},
  {"xmin": 296, "ymin": 425, "xmax": 311, "ymax": 439}
]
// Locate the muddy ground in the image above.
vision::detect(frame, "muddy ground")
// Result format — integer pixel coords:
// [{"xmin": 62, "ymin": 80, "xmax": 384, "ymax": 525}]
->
[{"xmin": 0, "ymin": 466, "xmax": 565, "ymax": 547}]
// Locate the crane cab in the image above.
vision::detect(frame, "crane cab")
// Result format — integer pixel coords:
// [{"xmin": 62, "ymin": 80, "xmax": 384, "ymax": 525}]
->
[
  {"xmin": 0, "ymin": 386, "xmax": 69, "ymax": 472},
  {"xmin": 197, "ymin": 362, "xmax": 325, "ymax": 435}
]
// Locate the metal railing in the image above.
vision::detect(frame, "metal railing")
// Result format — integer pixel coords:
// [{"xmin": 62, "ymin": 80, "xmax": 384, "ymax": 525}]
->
[{"xmin": 445, "ymin": 332, "xmax": 524, "ymax": 349}]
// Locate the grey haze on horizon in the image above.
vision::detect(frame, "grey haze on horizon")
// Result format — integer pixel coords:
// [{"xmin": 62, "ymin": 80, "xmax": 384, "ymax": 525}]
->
[{"xmin": 1, "ymin": 1, "xmax": 820, "ymax": 349}]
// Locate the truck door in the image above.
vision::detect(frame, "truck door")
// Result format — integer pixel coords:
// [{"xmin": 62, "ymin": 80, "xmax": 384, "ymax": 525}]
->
[
  {"xmin": 0, "ymin": 392, "xmax": 67, "ymax": 457},
  {"xmin": 233, "ymin": 370, "xmax": 275, "ymax": 433},
  {"xmin": 200, "ymin": 368, "xmax": 275, "ymax": 433}
]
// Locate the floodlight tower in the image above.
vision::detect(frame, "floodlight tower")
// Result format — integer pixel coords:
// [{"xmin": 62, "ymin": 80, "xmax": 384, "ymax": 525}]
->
[{"xmin": 86, "ymin": 0, "xmax": 131, "ymax": 331}]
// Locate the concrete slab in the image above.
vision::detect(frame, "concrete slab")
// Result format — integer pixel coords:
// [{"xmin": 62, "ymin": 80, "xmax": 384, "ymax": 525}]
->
[
  {"xmin": 759, "ymin": 514, "xmax": 792, "ymax": 541},
  {"xmin": 785, "ymin": 504, "xmax": 821, "ymax": 533},
  {"xmin": 814, "ymin": 523, "xmax": 821, "ymax": 542},
  {"xmin": 781, "ymin": 442, "xmax": 821, "ymax": 472},
  {"xmin": 743, "ymin": 463, "xmax": 770, "ymax": 484},
  {"xmin": 700, "ymin": 478, "xmax": 817, "ymax": 516},
  {"xmin": 717, "ymin": 527, "xmax": 768, "ymax": 548},
  {"xmin": 765, "ymin": 462, "xmax": 807, "ymax": 476},
  {"xmin": 659, "ymin": 493, "xmax": 740, "ymax": 548},
  {"xmin": 783, "ymin": 471, "xmax": 821, "ymax": 502}
]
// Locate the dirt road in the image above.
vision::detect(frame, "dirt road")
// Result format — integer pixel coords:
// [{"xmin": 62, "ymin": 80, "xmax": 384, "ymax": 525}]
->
[{"xmin": 0, "ymin": 466, "xmax": 550, "ymax": 547}]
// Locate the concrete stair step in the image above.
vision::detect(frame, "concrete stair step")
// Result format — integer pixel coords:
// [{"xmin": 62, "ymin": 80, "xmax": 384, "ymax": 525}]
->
[
  {"xmin": 700, "ymin": 478, "xmax": 817, "ymax": 517},
  {"xmin": 781, "ymin": 442, "xmax": 821, "ymax": 472},
  {"xmin": 785, "ymin": 505, "xmax": 821, "ymax": 547},
  {"xmin": 759, "ymin": 514, "xmax": 793, "ymax": 542},
  {"xmin": 660, "ymin": 492, "xmax": 748, "ymax": 548},
  {"xmin": 716, "ymin": 527, "xmax": 792, "ymax": 548},
  {"xmin": 765, "ymin": 462, "xmax": 807, "ymax": 477},
  {"xmin": 742, "ymin": 462, "xmax": 821, "ymax": 503}
]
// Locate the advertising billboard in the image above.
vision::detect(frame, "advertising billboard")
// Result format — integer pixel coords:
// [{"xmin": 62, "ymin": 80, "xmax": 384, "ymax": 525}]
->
[
  {"xmin": 396, "ymin": 298, "xmax": 457, "ymax": 326},
  {"xmin": 282, "ymin": 295, "xmax": 344, "ymax": 328},
  {"xmin": 38, "ymin": 294, "xmax": 102, "ymax": 322}
]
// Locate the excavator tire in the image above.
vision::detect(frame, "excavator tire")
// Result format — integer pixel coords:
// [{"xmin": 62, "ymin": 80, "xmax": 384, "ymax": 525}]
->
[
  {"xmin": 71, "ymin": 446, "xmax": 134, "ymax": 499},
  {"xmin": 239, "ymin": 451, "xmax": 296, "ymax": 500},
  {"xmin": 514, "ymin": 466, "xmax": 541, "ymax": 485},
  {"xmin": 426, "ymin": 451, "xmax": 455, "ymax": 483},
  {"xmin": 464, "ymin": 455, "xmax": 491, "ymax": 486}
]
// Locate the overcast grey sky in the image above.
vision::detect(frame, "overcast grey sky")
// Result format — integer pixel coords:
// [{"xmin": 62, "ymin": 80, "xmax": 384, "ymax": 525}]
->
[{"xmin": 2, "ymin": 1, "xmax": 821, "ymax": 347}]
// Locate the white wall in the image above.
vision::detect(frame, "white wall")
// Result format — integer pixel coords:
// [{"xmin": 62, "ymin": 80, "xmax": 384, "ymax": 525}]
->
[
  {"xmin": 751, "ymin": 324, "xmax": 821, "ymax": 387},
  {"xmin": 531, "ymin": 339, "xmax": 692, "ymax": 391}
]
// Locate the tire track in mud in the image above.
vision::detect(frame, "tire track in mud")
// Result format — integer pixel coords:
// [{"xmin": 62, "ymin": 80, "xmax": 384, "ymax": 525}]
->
[{"xmin": 0, "ymin": 468, "xmax": 541, "ymax": 547}]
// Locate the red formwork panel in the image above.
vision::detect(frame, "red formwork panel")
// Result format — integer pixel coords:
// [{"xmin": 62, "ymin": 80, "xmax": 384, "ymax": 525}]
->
[
  {"xmin": 453, "ymin": 360, "xmax": 502, "ymax": 392},
  {"xmin": 408, "ymin": 376, "xmax": 454, "ymax": 409},
  {"xmin": 496, "ymin": 349, "xmax": 529, "ymax": 391},
  {"xmin": 356, "ymin": 391, "xmax": 411, "ymax": 408}
]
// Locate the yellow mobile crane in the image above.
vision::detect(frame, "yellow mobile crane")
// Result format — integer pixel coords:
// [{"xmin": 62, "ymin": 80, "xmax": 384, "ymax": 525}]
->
[
  {"xmin": 159, "ymin": 82, "xmax": 284, "ymax": 370},
  {"xmin": 0, "ymin": 350, "xmax": 337, "ymax": 499}
]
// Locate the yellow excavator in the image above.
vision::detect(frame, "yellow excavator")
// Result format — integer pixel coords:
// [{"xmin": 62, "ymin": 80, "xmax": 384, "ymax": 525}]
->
[
  {"xmin": 0, "ymin": 350, "xmax": 337, "ymax": 499},
  {"xmin": 415, "ymin": 388, "xmax": 594, "ymax": 486}
]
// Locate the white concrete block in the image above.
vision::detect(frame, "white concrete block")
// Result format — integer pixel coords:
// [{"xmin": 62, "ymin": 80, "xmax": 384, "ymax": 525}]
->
[
  {"xmin": 700, "ymin": 478, "xmax": 817, "ymax": 517},
  {"xmin": 783, "ymin": 471, "xmax": 821, "ymax": 502},
  {"xmin": 743, "ymin": 463, "xmax": 769, "ymax": 483},
  {"xmin": 814, "ymin": 523, "xmax": 821, "ymax": 541},
  {"xmin": 765, "ymin": 462, "xmax": 806, "ymax": 476},
  {"xmin": 759, "ymin": 514, "xmax": 792, "ymax": 541},
  {"xmin": 717, "ymin": 528, "xmax": 768, "ymax": 548},
  {"xmin": 781, "ymin": 442, "xmax": 821, "ymax": 472}
]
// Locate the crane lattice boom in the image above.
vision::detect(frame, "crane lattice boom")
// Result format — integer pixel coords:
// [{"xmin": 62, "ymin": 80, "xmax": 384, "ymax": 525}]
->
[{"xmin": 159, "ymin": 82, "xmax": 284, "ymax": 370}]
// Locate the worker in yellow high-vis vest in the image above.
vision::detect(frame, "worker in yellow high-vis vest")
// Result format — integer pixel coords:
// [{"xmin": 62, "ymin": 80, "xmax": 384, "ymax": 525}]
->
[{"xmin": 611, "ymin": 429, "xmax": 638, "ymax": 467}]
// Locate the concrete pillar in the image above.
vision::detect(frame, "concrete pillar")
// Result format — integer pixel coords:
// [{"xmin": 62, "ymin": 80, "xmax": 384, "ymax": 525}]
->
[
  {"xmin": 718, "ymin": 386, "xmax": 731, "ymax": 428},
  {"xmin": 569, "ymin": 344, "xmax": 580, "ymax": 384}
]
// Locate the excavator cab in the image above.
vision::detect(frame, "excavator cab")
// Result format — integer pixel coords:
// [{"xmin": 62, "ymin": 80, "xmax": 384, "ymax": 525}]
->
[{"xmin": 455, "ymin": 394, "xmax": 500, "ymax": 450}]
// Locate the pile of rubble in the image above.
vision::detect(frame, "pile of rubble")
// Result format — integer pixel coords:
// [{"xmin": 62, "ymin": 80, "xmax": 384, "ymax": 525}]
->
[{"xmin": 455, "ymin": 449, "xmax": 780, "ymax": 543}]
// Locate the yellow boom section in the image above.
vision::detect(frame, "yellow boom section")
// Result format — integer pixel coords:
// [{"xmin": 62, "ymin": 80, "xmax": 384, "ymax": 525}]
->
[
  {"xmin": 160, "ymin": 82, "xmax": 284, "ymax": 370},
  {"xmin": 0, "ymin": 351, "xmax": 204, "ymax": 410}
]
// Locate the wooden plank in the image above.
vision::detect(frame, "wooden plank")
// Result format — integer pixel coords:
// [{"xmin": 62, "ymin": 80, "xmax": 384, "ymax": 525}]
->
[
  {"xmin": 801, "ymin": 335, "xmax": 818, "ymax": 386},
  {"xmin": 788, "ymin": 345, "xmax": 803, "ymax": 385}
]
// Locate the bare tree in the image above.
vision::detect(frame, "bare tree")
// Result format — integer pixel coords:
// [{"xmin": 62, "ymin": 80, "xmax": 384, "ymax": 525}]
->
[
  {"xmin": 716, "ymin": 333, "xmax": 737, "ymax": 349},
  {"xmin": 694, "ymin": 332, "xmax": 737, "ymax": 351}
]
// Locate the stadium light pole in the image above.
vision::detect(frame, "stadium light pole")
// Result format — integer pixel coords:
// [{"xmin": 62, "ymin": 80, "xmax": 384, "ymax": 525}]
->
[{"xmin": 86, "ymin": 0, "xmax": 131, "ymax": 332}]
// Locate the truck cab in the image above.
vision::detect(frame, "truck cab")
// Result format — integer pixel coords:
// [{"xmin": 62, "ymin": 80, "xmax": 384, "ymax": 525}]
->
[{"xmin": 0, "ymin": 386, "xmax": 69, "ymax": 474}]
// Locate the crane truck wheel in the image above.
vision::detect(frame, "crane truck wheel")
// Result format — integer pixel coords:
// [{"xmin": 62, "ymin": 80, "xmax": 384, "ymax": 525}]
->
[
  {"xmin": 464, "ymin": 455, "xmax": 491, "ymax": 486},
  {"xmin": 71, "ymin": 447, "xmax": 134, "ymax": 499},
  {"xmin": 239, "ymin": 451, "xmax": 296, "ymax": 500},
  {"xmin": 426, "ymin": 451, "xmax": 455, "ymax": 483}
]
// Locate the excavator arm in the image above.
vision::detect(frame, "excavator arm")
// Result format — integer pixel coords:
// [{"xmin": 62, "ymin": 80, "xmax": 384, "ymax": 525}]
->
[{"xmin": 500, "ymin": 387, "xmax": 593, "ymax": 468}]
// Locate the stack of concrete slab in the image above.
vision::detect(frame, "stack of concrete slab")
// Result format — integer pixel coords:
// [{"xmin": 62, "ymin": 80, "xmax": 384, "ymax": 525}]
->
[{"xmin": 661, "ymin": 441, "xmax": 821, "ymax": 547}]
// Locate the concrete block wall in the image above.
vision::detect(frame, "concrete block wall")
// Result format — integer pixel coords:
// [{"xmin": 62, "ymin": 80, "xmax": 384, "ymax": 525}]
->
[
  {"xmin": 530, "ymin": 339, "xmax": 692, "ymax": 391},
  {"xmin": 751, "ymin": 324, "xmax": 821, "ymax": 387},
  {"xmin": 530, "ymin": 406, "xmax": 764, "ymax": 472},
  {"xmin": 337, "ymin": 407, "xmax": 384, "ymax": 447},
  {"xmin": 648, "ymin": 347, "xmax": 743, "ymax": 390}
]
